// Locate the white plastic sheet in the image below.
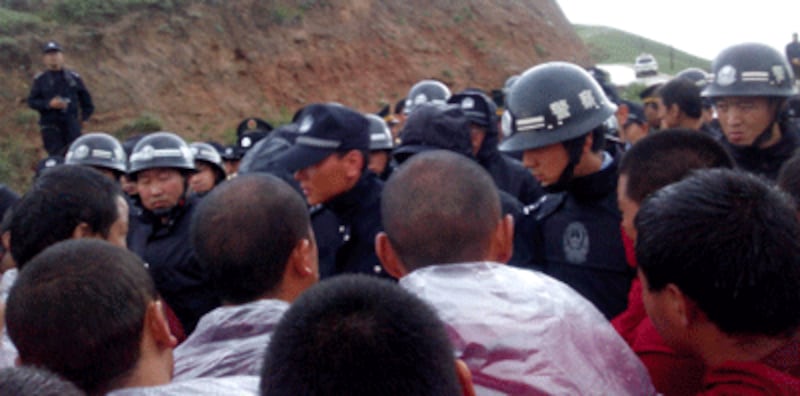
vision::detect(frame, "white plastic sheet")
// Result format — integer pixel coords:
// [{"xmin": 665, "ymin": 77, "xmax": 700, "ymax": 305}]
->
[{"xmin": 400, "ymin": 262, "xmax": 656, "ymax": 396}]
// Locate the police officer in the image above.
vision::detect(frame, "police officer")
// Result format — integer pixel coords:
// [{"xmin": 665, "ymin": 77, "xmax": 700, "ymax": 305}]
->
[
  {"xmin": 27, "ymin": 41, "xmax": 94, "ymax": 156},
  {"xmin": 126, "ymin": 132, "xmax": 219, "ymax": 333},
  {"xmin": 448, "ymin": 90, "xmax": 543, "ymax": 204},
  {"xmin": 702, "ymin": 43, "xmax": 799, "ymax": 180},
  {"xmin": 188, "ymin": 142, "xmax": 226, "ymax": 196},
  {"xmin": 501, "ymin": 62, "xmax": 632, "ymax": 319},
  {"xmin": 365, "ymin": 113, "xmax": 395, "ymax": 180},
  {"xmin": 65, "ymin": 133, "xmax": 127, "ymax": 182},
  {"xmin": 273, "ymin": 103, "xmax": 390, "ymax": 280}
]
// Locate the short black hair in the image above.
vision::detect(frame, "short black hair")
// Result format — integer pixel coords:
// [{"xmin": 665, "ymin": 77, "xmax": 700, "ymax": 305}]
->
[
  {"xmin": 658, "ymin": 78, "xmax": 703, "ymax": 119},
  {"xmin": 635, "ymin": 169, "xmax": 800, "ymax": 336},
  {"xmin": 6, "ymin": 239, "xmax": 157, "ymax": 395},
  {"xmin": 260, "ymin": 275, "xmax": 462, "ymax": 396},
  {"xmin": 619, "ymin": 129, "xmax": 733, "ymax": 203},
  {"xmin": 777, "ymin": 151, "xmax": 800, "ymax": 205},
  {"xmin": 0, "ymin": 366, "xmax": 85, "ymax": 396},
  {"xmin": 9, "ymin": 165, "xmax": 121, "ymax": 269},
  {"xmin": 191, "ymin": 174, "xmax": 310, "ymax": 304},
  {"xmin": 382, "ymin": 150, "xmax": 501, "ymax": 271}
]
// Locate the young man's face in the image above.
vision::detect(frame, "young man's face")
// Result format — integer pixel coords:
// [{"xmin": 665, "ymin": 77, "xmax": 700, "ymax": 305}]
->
[
  {"xmin": 643, "ymin": 98, "xmax": 663, "ymax": 129},
  {"xmin": 368, "ymin": 151, "xmax": 390, "ymax": 176},
  {"xmin": 521, "ymin": 142, "xmax": 569, "ymax": 187},
  {"xmin": 638, "ymin": 270, "xmax": 690, "ymax": 354},
  {"xmin": 714, "ymin": 96, "xmax": 775, "ymax": 146},
  {"xmin": 189, "ymin": 162, "xmax": 217, "ymax": 195},
  {"xmin": 136, "ymin": 168, "xmax": 186, "ymax": 212},
  {"xmin": 295, "ymin": 153, "xmax": 356, "ymax": 206}
]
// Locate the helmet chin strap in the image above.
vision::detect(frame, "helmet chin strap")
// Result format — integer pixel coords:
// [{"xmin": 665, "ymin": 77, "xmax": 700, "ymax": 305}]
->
[
  {"xmin": 544, "ymin": 134, "xmax": 587, "ymax": 193},
  {"xmin": 749, "ymin": 100, "xmax": 781, "ymax": 148}
]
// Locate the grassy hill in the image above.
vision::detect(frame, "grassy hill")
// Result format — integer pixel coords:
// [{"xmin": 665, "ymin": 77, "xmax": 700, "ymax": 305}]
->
[{"xmin": 575, "ymin": 24, "xmax": 711, "ymax": 74}]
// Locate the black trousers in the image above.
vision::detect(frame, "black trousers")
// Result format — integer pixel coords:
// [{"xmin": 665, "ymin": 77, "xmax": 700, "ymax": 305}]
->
[{"xmin": 40, "ymin": 117, "xmax": 81, "ymax": 156}]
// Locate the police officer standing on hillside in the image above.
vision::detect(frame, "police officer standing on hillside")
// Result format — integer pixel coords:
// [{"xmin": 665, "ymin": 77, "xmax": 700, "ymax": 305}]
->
[
  {"xmin": 27, "ymin": 41, "xmax": 94, "ymax": 156},
  {"xmin": 703, "ymin": 43, "xmax": 799, "ymax": 180},
  {"xmin": 502, "ymin": 62, "xmax": 632, "ymax": 319},
  {"xmin": 126, "ymin": 132, "xmax": 220, "ymax": 334}
]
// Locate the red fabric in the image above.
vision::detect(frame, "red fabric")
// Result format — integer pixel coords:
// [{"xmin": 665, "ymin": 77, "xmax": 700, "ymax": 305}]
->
[
  {"xmin": 163, "ymin": 301, "xmax": 187, "ymax": 344},
  {"xmin": 700, "ymin": 360, "xmax": 800, "ymax": 395},
  {"xmin": 612, "ymin": 226, "xmax": 705, "ymax": 395},
  {"xmin": 633, "ymin": 319, "xmax": 705, "ymax": 395},
  {"xmin": 612, "ymin": 226, "xmax": 646, "ymax": 345}
]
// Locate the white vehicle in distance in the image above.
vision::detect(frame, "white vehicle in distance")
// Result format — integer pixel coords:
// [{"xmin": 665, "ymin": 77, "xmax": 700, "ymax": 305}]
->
[{"xmin": 634, "ymin": 53, "xmax": 658, "ymax": 77}]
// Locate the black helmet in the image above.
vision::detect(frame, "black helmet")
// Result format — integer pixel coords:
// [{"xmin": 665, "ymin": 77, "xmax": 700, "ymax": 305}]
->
[
  {"xmin": 448, "ymin": 90, "xmax": 498, "ymax": 128},
  {"xmin": 675, "ymin": 67, "xmax": 710, "ymax": 88},
  {"xmin": 189, "ymin": 142, "xmax": 225, "ymax": 176},
  {"xmin": 404, "ymin": 79, "xmax": 451, "ymax": 115},
  {"xmin": 499, "ymin": 62, "xmax": 617, "ymax": 153},
  {"xmin": 702, "ymin": 43, "xmax": 797, "ymax": 99},
  {"xmin": 128, "ymin": 132, "xmax": 195, "ymax": 176},
  {"xmin": 366, "ymin": 114, "xmax": 394, "ymax": 151},
  {"xmin": 65, "ymin": 132, "xmax": 127, "ymax": 174}
]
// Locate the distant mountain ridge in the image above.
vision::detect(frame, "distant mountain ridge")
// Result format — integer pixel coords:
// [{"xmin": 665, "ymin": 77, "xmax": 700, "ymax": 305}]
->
[{"xmin": 574, "ymin": 24, "xmax": 711, "ymax": 74}]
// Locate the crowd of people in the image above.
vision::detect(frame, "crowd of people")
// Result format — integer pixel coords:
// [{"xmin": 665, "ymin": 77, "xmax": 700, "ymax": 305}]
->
[{"xmin": 0, "ymin": 36, "xmax": 800, "ymax": 395}]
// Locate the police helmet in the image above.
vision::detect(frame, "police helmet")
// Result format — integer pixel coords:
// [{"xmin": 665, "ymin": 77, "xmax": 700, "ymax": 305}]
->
[
  {"xmin": 675, "ymin": 67, "xmax": 710, "ymax": 88},
  {"xmin": 499, "ymin": 62, "xmax": 617, "ymax": 153},
  {"xmin": 365, "ymin": 114, "xmax": 394, "ymax": 151},
  {"xmin": 702, "ymin": 43, "xmax": 797, "ymax": 99},
  {"xmin": 448, "ymin": 90, "xmax": 498, "ymax": 128},
  {"xmin": 189, "ymin": 142, "xmax": 225, "ymax": 176},
  {"xmin": 404, "ymin": 79, "xmax": 451, "ymax": 115},
  {"xmin": 65, "ymin": 132, "xmax": 127, "ymax": 174},
  {"xmin": 128, "ymin": 132, "xmax": 195, "ymax": 176}
]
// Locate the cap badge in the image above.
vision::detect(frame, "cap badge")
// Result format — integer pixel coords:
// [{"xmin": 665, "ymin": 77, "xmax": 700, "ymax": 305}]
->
[{"xmin": 717, "ymin": 65, "xmax": 737, "ymax": 87}]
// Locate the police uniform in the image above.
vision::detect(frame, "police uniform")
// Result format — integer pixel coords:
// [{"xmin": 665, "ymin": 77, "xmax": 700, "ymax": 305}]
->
[
  {"xmin": 719, "ymin": 122, "xmax": 800, "ymax": 180},
  {"xmin": 126, "ymin": 132, "xmax": 220, "ymax": 333},
  {"xmin": 273, "ymin": 104, "xmax": 392, "ymax": 279},
  {"xmin": 516, "ymin": 155, "xmax": 632, "ymax": 318},
  {"xmin": 313, "ymin": 173, "xmax": 388, "ymax": 279},
  {"xmin": 702, "ymin": 43, "xmax": 800, "ymax": 181},
  {"xmin": 499, "ymin": 62, "xmax": 632, "ymax": 319},
  {"xmin": 27, "ymin": 42, "xmax": 94, "ymax": 156}
]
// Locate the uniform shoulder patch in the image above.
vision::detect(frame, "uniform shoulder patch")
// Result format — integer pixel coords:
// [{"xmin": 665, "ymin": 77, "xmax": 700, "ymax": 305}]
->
[
  {"xmin": 526, "ymin": 193, "xmax": 566, "ymax": 221},
  {"xmin": 68, "ymin": 70, "xmax": 81, "ymax": 78},
  {"xmin": 33, "ymin": 72, "xmax": 44, "ymax": 79}
]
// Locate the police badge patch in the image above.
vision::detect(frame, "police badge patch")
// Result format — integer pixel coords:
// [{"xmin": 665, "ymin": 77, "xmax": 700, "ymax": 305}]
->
[{"xmin": 563, "ymin": 221, "xmax": 590, "ymax": 264}]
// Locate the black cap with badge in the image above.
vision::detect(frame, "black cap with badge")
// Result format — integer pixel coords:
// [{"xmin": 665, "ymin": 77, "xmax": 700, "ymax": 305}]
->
[
  {"xmin": 273, "ymin": 103, "xmax": 370, "ymax": 172},
  {"xmin": 42, "ymin": 41, "xmax": 62, "ymax": 54}
]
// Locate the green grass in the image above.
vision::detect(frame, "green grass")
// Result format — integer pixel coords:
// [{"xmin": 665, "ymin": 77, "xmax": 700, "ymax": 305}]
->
[
  {"xmin": 574, "ymin": 24, "xmax": 711, "ymax": 75},
  {"xmin": 114, "ymin": 112, "xmax": 163, "ymax": 138},
  {"xmin": 0, "ymin": 133, "xmax": 36, "ymax": 193},
  {"xmin": 0, "ymin": 7, "xmax": 43, "ymax": 35}
]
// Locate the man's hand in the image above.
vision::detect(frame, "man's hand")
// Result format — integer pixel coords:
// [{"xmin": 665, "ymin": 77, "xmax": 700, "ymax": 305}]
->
[
  {"xmin": 792, "ymin": 58, "xmax": 800, "ymax": 66},
  {"xmin": 48, "ymin": 97, "xmax": 67, "ymax": 110}
]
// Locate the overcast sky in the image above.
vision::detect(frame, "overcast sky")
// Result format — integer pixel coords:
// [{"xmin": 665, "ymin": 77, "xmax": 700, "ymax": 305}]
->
[{"xmin": 556, "ymin": 0, "xmax": 800, "ymax": 60}]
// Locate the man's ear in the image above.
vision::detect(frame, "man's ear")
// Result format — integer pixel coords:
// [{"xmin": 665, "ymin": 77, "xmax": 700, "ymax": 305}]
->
[
  {"xmin": 375, "ymin": 232, "xmax": 407, "ymax": 279},
  {"xmin": 71, "ymin": 222, "xmax": 95, "ymax": 239},
  {"xmin": 664, "ymin": 283, "xmax": 692, "ymax": 328},
  {"xmin": 455, "ymin": 359, "xmax": 476, "ymax": 396},
  {"xmin": 344, "ymin": 150, "xmax": 364, "ymax": 178},
  {"xmin": 289, "ymin": 238, "xmax": 317, "ymax": 279},
  {"xmin": 488, "ymin": 215, "xmax": 514, "ymax": 264},
  {"xmin": 146, "ymin": 301, "xmax": 177, "ymax": 350}
]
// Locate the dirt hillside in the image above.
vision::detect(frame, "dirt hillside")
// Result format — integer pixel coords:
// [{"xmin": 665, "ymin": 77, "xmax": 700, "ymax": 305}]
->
[{"xmin": 0, "ymin": 0, "xmax": 589, "ymax": 183}]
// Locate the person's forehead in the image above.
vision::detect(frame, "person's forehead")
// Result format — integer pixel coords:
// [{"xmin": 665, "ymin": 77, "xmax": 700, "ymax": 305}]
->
[{"xmin": 138, "ymin": 167, "xmax": 182, "ymax": 178}]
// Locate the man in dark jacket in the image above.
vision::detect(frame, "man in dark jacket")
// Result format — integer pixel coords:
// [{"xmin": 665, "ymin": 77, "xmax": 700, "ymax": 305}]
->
[
  {"xmin": 703, "ymin": 43, "xmax": 799, "ymax": 180},
  {"xmin": 448, "ymin": 90, "xmax": 543, "ymax": 204},
  {"xmin": 27, "ymin": 41, "xmax": 94, "ymax": 156},
  {"xmin": 126, "ymin": 132, "xmax": 219, "ymax": 334},
  {"xmin": 273, "ymin": 104, "xmax": 390, "ymax": 279}
]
